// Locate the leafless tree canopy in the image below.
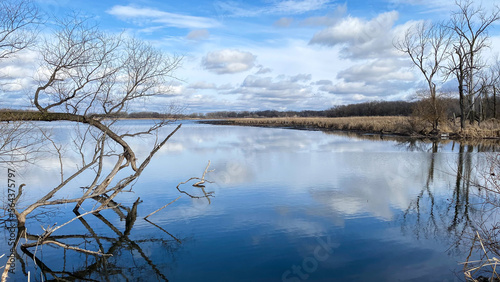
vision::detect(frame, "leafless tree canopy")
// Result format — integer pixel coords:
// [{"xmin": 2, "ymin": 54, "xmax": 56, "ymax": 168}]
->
[
  {"xmin": 0, "ymin": 0, "xmax": 39, "ymax": 60},
  {"xmin": 0, "ymin": 8, "xmax": 191, "ymax": 273},
  {"xmin": 446, "ymin": 0, "xmax": 500, "ymax": 128},
  {"xmin": 0, "ymin": 0, "xmax": 42, "ymax": 165},
  {"xmin": 394, "ymin": 21, "xmax": 452, "ymax": 131}
]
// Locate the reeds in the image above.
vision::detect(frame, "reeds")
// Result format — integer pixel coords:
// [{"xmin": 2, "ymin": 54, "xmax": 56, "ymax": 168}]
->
[
  {"xmin": 462, "ymin": 232, "xmax": 500, "ymax": 282},
  {"xmin": 222, "ymin": 116, "xmax": 413, "ymax": 134},
  {"xmin": 216, "ymin": 117, "xmax": 500, "ymax": 139}
]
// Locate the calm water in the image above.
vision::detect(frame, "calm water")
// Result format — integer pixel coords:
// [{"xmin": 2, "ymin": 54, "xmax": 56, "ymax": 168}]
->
[{"xmin": 0, "ymin": 120, "xmax": 493, "ymax": 281}]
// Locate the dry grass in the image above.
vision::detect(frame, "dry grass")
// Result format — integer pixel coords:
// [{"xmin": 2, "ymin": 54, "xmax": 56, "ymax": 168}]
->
[
  {"xmin": 449, "ymin": 119, "xmax": 500, "ymax": 139},
  {"xmin": 462, "ymin": 232, "xmax": 500, "ymax": 282},
  {"xmin": 221, "ymin": 116, "xmax": 413, "ymax": 135},
  {"xmin": 214, "ymin": 116, "xmax": 500, "ymax": 139}
]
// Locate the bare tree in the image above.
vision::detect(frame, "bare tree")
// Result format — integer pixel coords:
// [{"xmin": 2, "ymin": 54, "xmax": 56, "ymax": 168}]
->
[
  {"xmin": 490, "ymin": 59, "xmax": 500, "ymax": 119},
  {"xmin": 446, "ymin": 36, "xmax": 468, "ymax": 129},
  {"xmin": 475, "ymin": 66, "xmax": 499, "ymax": 123},
  {"xmin": 411, "ymin": 89, "xmax": 451, "ymax": 131},
  {"xmin": 447, "ymin": 0, "xmax": 500, "ymax": 128},
  {"xmin": 0, "ymin": 13, "xmax": 183, "ymax": 230},
  {"xmin": 395, "ymin": 21, "xmax": 452, "ymax": 132},
  {"xmin": 0, "ymin": 0, "xmax": 42, "ymax": 164},
  {"xmin": 0, "ymin": 0, "xmax": 39, "ymax": 60}
]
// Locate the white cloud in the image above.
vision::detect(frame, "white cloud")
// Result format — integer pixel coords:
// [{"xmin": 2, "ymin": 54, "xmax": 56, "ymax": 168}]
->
[
  {"xmin": 320, "ymin": 81, "xmax": 375, "ymax": 95},
  {"xmin": 107, "ymin": 5, "xmax": 220, "ymax": 29},
  {"xmin": 320, "ymin": 76, "xmax": 415, "ymax": 98},
  {"xmin": 217, "ymin": 83, "xmax": 235, "ymax": 90},
  {"xmin": 309, "ymin": 11, "xmax": 400, "ymax": 59},
  {"xmin": 337, "ymin": 58, "xmax": 414, "ymax": 83},
  {"xmin": 186, "ymin": 29, "xmax": 210, "ymax": 40},
  {"xmin": 314, "ymin": 79, "xmax": 333, "ymax": 85},
  {"xmin": 312, "ymin": 58, "xmax": 416, "ymax": 98},
  {"xmin": 202, "ymin": 49, "xmax": 256, "ymax": 74},
  {"xmin": 290, "ymin": 73, "xmax": 312, "ymax": 82},
  {"xmin": 188, "ymin": 81, "xmax": 217, "ymax": 89},
  {"xmin": 230, "ymin": 74, "xmax": 315, "ymax": 109},
  {"xmin": 0, "ymin": 49, "xmax": 38, "ymax": 103},
  {"xmin": 255, "ymin": 65, "xmax": 272, "ymax": 75}
]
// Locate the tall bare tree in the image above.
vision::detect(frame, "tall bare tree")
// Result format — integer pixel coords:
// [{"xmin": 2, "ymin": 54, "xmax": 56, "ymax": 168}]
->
[
  {"xmin": 447, "ymin": 0, "xmax": 500, "ymax": 128},
  {"xmin": 446, "ymin": 36, "xmax": 468, "ymax": 129},
  {"xmin": 491, "ymin": 59, "xmax": 500, "ymax": 119},
  {"xmin": 394, "ymin": 21, "xmax": 452, "ymax": 132}
]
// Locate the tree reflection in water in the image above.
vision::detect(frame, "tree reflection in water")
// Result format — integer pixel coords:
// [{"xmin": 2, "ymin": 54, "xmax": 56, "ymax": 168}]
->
[
  {"xmin": 8, "ymin": 196, "xmax": 184, "ymax": 281},
  {"xmin": 320, "ymin": 131, "xmax": 495, "ymax": 249},
  {"xmin": 396, "ymin": 137, "xmax": 500, "ymax": 282},
  {"xmin": 400, "ymin": 141, "xmax": 483, "ymax": 253}
]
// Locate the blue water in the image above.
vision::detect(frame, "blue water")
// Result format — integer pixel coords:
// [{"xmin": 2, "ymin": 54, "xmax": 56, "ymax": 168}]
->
[{"xmin": 0, "ymin": 120, "xmax": 490, "ymax": 281}]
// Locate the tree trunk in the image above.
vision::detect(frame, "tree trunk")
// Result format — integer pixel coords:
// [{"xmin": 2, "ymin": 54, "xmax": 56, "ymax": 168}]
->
[
  {"xmin": 495, "ymin": 86, "xmax": 497, "ymax": 119},
  {"xmin": 478, "ymin": 95, "xmax": 482, "ymax": 126},
  {"xmin": 430, "ymin": 83, "xmax": 438, "ymax": 133},
  {"xmin": 459, "ymin": 80, "xmax": 465, "ymax": 130}
]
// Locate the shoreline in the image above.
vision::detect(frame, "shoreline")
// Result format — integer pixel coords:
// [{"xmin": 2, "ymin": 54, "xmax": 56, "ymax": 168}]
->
[
  {"xmin": 198, "ymin": 117, "xmax": 500, "ymax": 140},
  {"xmin": 198, "ymin": 119, "xmax": 430, "ymax": 139}
]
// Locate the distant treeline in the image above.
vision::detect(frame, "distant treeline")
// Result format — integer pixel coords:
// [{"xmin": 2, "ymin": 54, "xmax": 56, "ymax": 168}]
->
[
  {"xmin": 8, "ymin": 99, "xmax": 495, "ymax": 120},
  {"xmin": 325, "ymin": 101, "xmax": 417, "ymax": 117},
  {"xmin": 203, "ymin": 100, "xmax": 428, "ymax": 119},
  {"xmin": 78, "ymin": 100, "xmax": 464, "ymax": 119},
  {"xmin": 203, "ymin": 109, "xmax": 327, "ymax": 118}
]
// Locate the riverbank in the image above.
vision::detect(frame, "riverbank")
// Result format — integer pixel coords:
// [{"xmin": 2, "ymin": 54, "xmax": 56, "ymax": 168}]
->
[{"xmin": 199, "ymin": 116, "xmax": 500, "ymax": 139}]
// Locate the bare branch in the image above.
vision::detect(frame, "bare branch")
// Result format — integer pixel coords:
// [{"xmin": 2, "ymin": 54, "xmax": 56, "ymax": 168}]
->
[
  {"xmin": 144, "ymin": 196, "xmax": 181, "ymax": 219},
  {"xmin": 0, "ymin": 0, "xmax": 40, "ymax": 59},
  {"xmin": 394, "ymin": 21, "xmax": 452, "ymax": 131},
  {"xmin": 176, "ymin": 161, "xmax": 215, "ymax": 203}
]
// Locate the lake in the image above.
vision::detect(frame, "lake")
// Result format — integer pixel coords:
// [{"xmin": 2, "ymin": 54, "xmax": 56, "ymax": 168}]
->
[{"xmin": 0, "ymin": 120, "xmax": 495, "ymax": 281}]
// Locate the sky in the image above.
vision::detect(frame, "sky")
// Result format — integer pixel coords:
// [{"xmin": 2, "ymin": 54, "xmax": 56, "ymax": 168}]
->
[{"xmin": 2, "ymin": 0, "xmax": 500, "ymax": 113}]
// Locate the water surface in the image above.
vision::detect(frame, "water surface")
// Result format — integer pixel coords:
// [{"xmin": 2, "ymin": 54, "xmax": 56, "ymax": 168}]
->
[{"xmin": 0, "ymin": 120, "xmax": 491, "ymax": 281}]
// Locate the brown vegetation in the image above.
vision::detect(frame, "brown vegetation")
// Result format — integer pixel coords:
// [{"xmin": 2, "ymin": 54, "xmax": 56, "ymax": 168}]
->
[{"xmin": 205, "ymin": 116, "xmax": 500, "ymax": 139}]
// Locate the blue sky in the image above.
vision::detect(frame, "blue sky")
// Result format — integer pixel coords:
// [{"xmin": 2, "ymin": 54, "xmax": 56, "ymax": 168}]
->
[{"xmin": 3, "ymin": 0, "xmax": 500, "ymax": 113}]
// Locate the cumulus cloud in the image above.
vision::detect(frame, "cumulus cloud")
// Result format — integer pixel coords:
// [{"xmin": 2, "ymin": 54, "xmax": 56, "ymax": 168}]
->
[
  {"xmin": 186, "ymin": 29, "xmax": 210, "ymax": 40},
  {"xmin": 274, "ymin": 17, "xmax": 294, "ymax": 27},
  {"xmin": 314, "ymin": 79, "xmax": 333, "ymax": 85},
  {"xmin": 187, "ymin": 81, "xmax": 236, "ymax": 91},
  {"xmin": 188, "ymin": 81, "xmax": 217, "ymax": 89},
  {"xmin": 290, "ymin": 73, "xmax": 312, "ymax": 82},
  {"xmin": 202, "ymin": 49, "xmax": 256, "ymax": 74},
  {"xmin": 319, "ymin": 81, "xmax": 376, "ymax": 95},
  {"xmin": 338, "ymin": 58, "xmax": 414, "ymax": 83},
  {"xmin": 230, "ymin": 74, "xmax": 315, "ymax": 109},
  {"xmin": 317, "ymin": 58, "xmax": 415, "ymax": 97},
  {"xmin": 107, "ymin": 5, "xmax": 220, "ymax": 29},
  {"xmin": 0, "ymin": 49, "xmax": 38, "ymax": 102},
  {"xmin": 165, "ymin": 81, "xmax": 189, "ymax": 96},
  {"xmin": 309, "ymin": 11, "xmax": 400, "ymax": 59},
  {"xmin": 217, "ymin": 83, "xmax": 235, "ymax": 90},
  {"xmin": 255, "ymin": 65, "xmax": 272, "ymax": 74}
]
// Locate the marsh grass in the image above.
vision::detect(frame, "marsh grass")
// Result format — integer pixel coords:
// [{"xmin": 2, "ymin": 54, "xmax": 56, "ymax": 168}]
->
[
  {"xmin": 221, "ymin": 116, "xmax": 412, "ymax": 134},
  {"xmin": 463, "ymin": 232, "xmax": 500, "ymax": 282},
  {"xmin": 215, "ymin": 117, "xmax": 500, "ymax": 139}
]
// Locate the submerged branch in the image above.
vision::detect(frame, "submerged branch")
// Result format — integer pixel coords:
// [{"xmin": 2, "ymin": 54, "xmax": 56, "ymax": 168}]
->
[{"xmin": 144, "ymin": 196, "xmax": 181, "ymax": 219}]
